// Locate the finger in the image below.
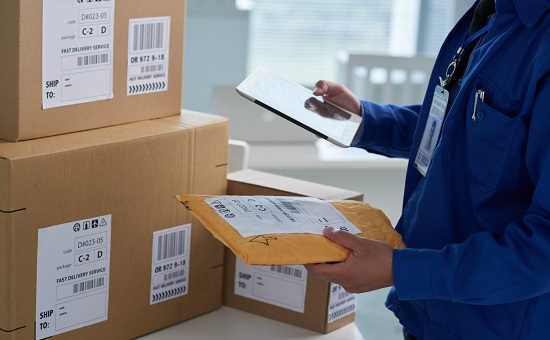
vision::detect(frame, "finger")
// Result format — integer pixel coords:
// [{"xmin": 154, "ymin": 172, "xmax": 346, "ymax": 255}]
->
[
  {"xmin": 305, "ymin": 262, "xmax": 342, "ymax": 279},
  {"xmin": 323, "ymin": 227, "xmax": 362, "ymax": 250},
  {"xmin": 317, "ymin": 80, "xmax": 346, "ymax": 97},
  {"xmin": 313, "ymin": 80, "xmax": 329, "ymax": 96}
]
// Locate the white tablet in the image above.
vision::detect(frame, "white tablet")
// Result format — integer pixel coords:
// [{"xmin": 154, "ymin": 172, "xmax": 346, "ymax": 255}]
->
[{"xmin": 236, "ymin": 67, "xmax": 362, "ymax": 148}]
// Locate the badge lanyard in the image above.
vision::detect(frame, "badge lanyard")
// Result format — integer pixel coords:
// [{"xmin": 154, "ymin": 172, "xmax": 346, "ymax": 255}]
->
[{"xmin": 414, "ymin": 20, "xmax": 494, "ymax": 177}]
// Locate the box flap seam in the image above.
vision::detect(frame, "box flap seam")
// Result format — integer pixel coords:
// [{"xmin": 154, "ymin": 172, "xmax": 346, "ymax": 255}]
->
[
  {"xmin": 0, "ymin": 208, "xmax": 26, "ymax": 214},
  {"xmin": 0, "ymin": 325, "xmax": 27, "ymax": 333}
]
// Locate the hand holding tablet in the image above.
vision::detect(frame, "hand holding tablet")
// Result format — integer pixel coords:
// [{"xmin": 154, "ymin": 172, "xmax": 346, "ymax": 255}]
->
[{"xmin": 236, "ymin": 67, "xmax": 362, "ymax": 148}]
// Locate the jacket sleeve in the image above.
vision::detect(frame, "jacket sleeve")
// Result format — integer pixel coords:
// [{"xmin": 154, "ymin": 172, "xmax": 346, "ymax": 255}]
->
[
  {"xmin": 393, "ymin": 79, "xmax": 550, "ymax": 305},
  {"xmin": 351, "ymin": 100, "xmax": 421, "ymax": 159}
]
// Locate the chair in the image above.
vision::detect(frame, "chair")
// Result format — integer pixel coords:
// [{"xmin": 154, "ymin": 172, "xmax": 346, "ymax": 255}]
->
[
  {"xmin": 227, "ymin": 139, "xmax": 250, "ymax": 173},
  {"xmin": 337, "ymin": 52, "xmax": 435, "ymax": 105}
]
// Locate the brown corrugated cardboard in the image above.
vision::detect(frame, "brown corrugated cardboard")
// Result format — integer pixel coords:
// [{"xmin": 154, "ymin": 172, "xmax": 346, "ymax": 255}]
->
[
  {"xmin": 0, "ymin": 110, "xmax": 228, "ymax": 340},
  {"xmin": 224, "ymin": 169, "xmax": 363, "ymax": 333},
  {"xmin": 0, "ymin": 0, "xmax": 186, "ymax": 142}
]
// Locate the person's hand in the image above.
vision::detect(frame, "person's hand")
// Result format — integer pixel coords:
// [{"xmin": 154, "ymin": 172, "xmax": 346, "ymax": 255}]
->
[
  {"xmin": 304, "ymin": 227, "xmax": 394, "ymax": 293},
  {"xmin": 313, "ymin": 80, "xmax": 362, "ymax": 116}
]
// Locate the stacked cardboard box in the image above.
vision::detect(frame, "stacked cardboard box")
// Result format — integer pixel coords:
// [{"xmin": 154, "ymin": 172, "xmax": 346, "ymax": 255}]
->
[
  {"xmin": 0, "ymin": 111, "xmax": 229, "ymax": 340},
  {"xmin": 224, "ymin": 169, "xmax": 363, "ymax": 333},
  {"xmin": 0, "ymin": 1, "xmax": 229, "ymax": 339},
  {"xmin": 0, "ymin": 0, "xmax": 186, "ymax": 142}
]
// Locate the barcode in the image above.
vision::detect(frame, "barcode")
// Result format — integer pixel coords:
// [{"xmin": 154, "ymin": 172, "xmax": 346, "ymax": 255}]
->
[
  {"xmin": 328, "ymin": 303, "xmax": 355, "ymax": 323},
  {"xmin": 141, "ymin": 64, "xmax": 164, "ymax": 73},
  {"xmin": 156, "ymin": 230, "xmax": 186, "ymax": 262},
  {"xmin": 73, "ymin": 277, "xmax": 105, "ymax": 294},
  {"xmin": 132, "ymin": 22, "xmax": 165, "ymax": 51},
  {"xmin": 338, "ymin": 291, "xmax": 352, "ymax": 300},
  {"xmin": 164, "ymin": 269, "xmax": 185, "ymax": 281},
  {"xmin": 77, "ymin": 53, "xmax": 109, "ymax": 67},
  {"xmin": 270, "ymin": 265, "xmax": 304, "ymax": 279},
  {"xmin": 278, "ymin": 200, "xmax": 301, "ymax": 214},
  {"xmin": 418, "ymin": 153, "xmax": 430, "ymax": 167}
]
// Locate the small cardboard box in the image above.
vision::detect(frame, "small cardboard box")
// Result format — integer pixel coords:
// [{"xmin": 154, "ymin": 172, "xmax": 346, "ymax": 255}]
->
[
  {"xmin": 224, "ymin": 169, "xmax": 363, "ymax": 333},
  {"xmin": 0, "ymin": 0, "xmax": 186, "ymax": 141},
  {"xmin": 0, "ymin": 110, "xmax": 228, "ymax": 339}
]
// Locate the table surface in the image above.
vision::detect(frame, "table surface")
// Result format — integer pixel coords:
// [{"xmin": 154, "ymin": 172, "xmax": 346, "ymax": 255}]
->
[
  {"xmin": 137, "ymin": 306, "xmax": 365, "ymax": 340},
  {"xmin": 248, "ymin": 140, "xmax": 407, "ymax": 170}
]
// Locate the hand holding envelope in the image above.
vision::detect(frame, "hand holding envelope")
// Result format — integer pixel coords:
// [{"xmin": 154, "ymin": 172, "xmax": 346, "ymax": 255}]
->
[{"xmin": 176, "ymin": 194, "xmax": 405, "ymax": 265}]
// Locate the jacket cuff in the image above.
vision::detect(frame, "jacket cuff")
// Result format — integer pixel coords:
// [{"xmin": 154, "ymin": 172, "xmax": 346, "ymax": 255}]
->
[{"xmin": 393, "ymin": 247, "xmax": 435, "ymax": 300}]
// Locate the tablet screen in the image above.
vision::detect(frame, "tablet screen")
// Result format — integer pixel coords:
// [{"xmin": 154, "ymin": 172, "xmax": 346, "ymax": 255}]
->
[{"xmin": 236, "ymin": 67, "xmax": 362, "ymax": 147}]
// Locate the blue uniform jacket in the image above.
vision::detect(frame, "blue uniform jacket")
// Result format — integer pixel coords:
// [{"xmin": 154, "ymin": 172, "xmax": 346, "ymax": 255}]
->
[{"xmin": 351, "ymin": 0, "xmax": 550, "ymax": 338}]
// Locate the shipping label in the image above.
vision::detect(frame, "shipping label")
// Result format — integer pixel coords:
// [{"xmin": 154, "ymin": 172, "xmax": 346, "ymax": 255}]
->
[
  {"xmin": 36, "ymin": 215, "xmax": 112, "ymax": 340},
  {"xmin": 127, "ymin": 17, "xmax": 171, "ymax": 96},
  {"xmin": 205, "ymin": 196, "xmax": 361, "ymax": 238},
  {"xmin": 150, "ymin": 224, "xmax": 190, "ymax": 304},
  {"xmin": 42, "ymin": 0, "xmax": 115, "ymax": 109},
  {"xmin": 327, "ymin": 283, "xmax": 356, "ymax": 323},
  {"xmin": 234, "ymin": 257, "xmax": 307, "ymax": 313}
]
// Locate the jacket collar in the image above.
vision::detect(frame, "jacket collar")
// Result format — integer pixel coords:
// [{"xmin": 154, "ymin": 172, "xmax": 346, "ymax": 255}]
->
[{"xmin": 506, "ymin": 0, "xmax": 550, "ymax": 27}]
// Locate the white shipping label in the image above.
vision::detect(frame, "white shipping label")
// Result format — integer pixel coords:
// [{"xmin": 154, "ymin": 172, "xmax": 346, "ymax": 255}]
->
[
  {"xmin": 36, "ymin": 215, "xmax": 112, "ymax": 340},
  {"xmin": 127, "ymin": 17, "xmax": 171, "ymax": 96},
  {"xmin": 150, "ymin": 224, "xmax": 190, "ymax": 304},
  {"xmin": 234, "ymin": 257, "xmax": 307, "ymax": 313},
  {"xmin": 327, "ymin": 283, "xmax": 356, "ymax": 323},
  {"xmin": 205, "ymin": 196, "xmax": 361, "ymax": 238},
  {"xmin": 42, "ymin": 0, "xmax": 115, "ymax": 109}
]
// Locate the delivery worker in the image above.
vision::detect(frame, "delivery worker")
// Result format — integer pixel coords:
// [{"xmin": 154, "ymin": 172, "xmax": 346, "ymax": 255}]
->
[{"xmin": 305, "ymin": 0, "xmax": 550, "ymax": 338}]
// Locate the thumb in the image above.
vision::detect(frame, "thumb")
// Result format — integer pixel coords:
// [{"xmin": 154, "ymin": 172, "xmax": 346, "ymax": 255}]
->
[
  {"xmin": 323, "ymin": 227, "xmax": 360, "ymax": 249},
  {"xmin": 313, "ymin": 80, "xmax": 329, "ymax": 96}
]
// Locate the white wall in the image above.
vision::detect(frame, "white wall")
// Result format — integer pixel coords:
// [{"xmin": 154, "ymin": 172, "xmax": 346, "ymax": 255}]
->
[{"xmin": 182, "ymin": 1, "xmax": 250, "ymax": 112}]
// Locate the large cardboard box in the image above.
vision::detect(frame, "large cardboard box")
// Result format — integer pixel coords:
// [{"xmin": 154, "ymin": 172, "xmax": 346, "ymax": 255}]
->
[
  {"xmin": 0, "ymin": 0, "xmax": 186, "ymax": 141},
  {"xmin": 224, "ymin": 169, "xmax": 363, "ymax": 333},
  {"xmin": 0, "ymin": 110, "xmax": 228, "ymax": 339}
]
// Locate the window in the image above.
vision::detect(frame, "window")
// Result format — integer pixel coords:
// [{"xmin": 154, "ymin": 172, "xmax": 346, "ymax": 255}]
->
[{"xmin": 244, "ymin": 0, "xmax": 460, "ymax": 85}]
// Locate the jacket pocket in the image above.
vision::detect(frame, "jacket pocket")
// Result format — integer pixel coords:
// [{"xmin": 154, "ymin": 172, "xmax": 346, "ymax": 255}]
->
[{"xmin": 464, "ymin": 76, "xmax": 519, "ymax": 192}]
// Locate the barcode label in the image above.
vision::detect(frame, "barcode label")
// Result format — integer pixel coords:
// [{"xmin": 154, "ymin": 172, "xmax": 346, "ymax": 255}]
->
[
  {"xmin": 156, "ymin": 229, "xmax": 186, "ymax": 262},
  {"xmin": 164, "ymin": 269, "xmax": 185, "ymax": 281},
  {"xmin": 150, "ymin": 224, "xmax": 190, "ymax": 305},
  {"xmin": 77, "ymin": 53, "xmax": 109, "ymax": 67},
  {"xmin": 127, "ymin": 17, "xmax": 170, "ymax": 96},
  {"xmin": 141, "ymin": 64, "xmax": 164, "ymax": 73},
  {"xmin": 270, "ymin": 265, "xmax": 304, "ymax": 279},
  {"xmin": 131, "ymin": 21, "xmax": 166, "ymax": 51},
  {"xmin": 73, "ymin": 276, "xmax": 105, "ymax": 294},
  {"xmin": 328, "ymin": 283, "xmax": 356, "ymax": 323},
  {"xmin": 278, "ymin": 199, "xmax": 301, "ymax": 214}
]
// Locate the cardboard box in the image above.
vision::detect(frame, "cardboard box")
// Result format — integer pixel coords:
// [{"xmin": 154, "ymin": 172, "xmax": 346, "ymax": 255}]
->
[
  {"xmin": 0, "ymin": 0, "xmax": 186, "ymax": 141},
  {"xmin": 224, "ymin": 169, "xmax": 363, "ymax": 333},
  {"xmin": 0, "ymin": 110, "xmax": 228, "ymax": 339}
]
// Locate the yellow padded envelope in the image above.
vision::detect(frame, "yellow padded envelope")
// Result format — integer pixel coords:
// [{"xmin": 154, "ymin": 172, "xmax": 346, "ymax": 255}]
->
[{"xmin": 176, "ymin": 194, "xmax": 405, "ymax": 265}]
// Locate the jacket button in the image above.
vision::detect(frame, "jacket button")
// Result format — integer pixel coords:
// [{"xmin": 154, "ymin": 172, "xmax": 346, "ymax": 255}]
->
[{"xmin": 476, "ymin": 110, "xmax": 486, "ymax": 120}]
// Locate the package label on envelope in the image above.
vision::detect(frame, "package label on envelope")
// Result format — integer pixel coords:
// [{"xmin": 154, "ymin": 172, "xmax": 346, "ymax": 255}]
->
[
  {"xmin": 36, "ymin": 215, "xmax": 112, "ymax": 340},
  {"xmin": 150, "ymin": 224, "xmax": 190, "ymax": 304},
  {"xmin": 234, "ymin": 257, "xmax": 307, "ymax": 313},
  {"xmin": 42, "ymin": 0, "xmax": 115, "ymax": 109},
  {"xmin": 205, "ymin": 196, "xmax": 361, "ymax": 237}
]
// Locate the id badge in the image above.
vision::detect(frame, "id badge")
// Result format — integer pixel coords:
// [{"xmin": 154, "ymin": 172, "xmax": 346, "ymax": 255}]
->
[{"xmin": 414, "ymin": 85, "xmax": 449, "ymax": 176}]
